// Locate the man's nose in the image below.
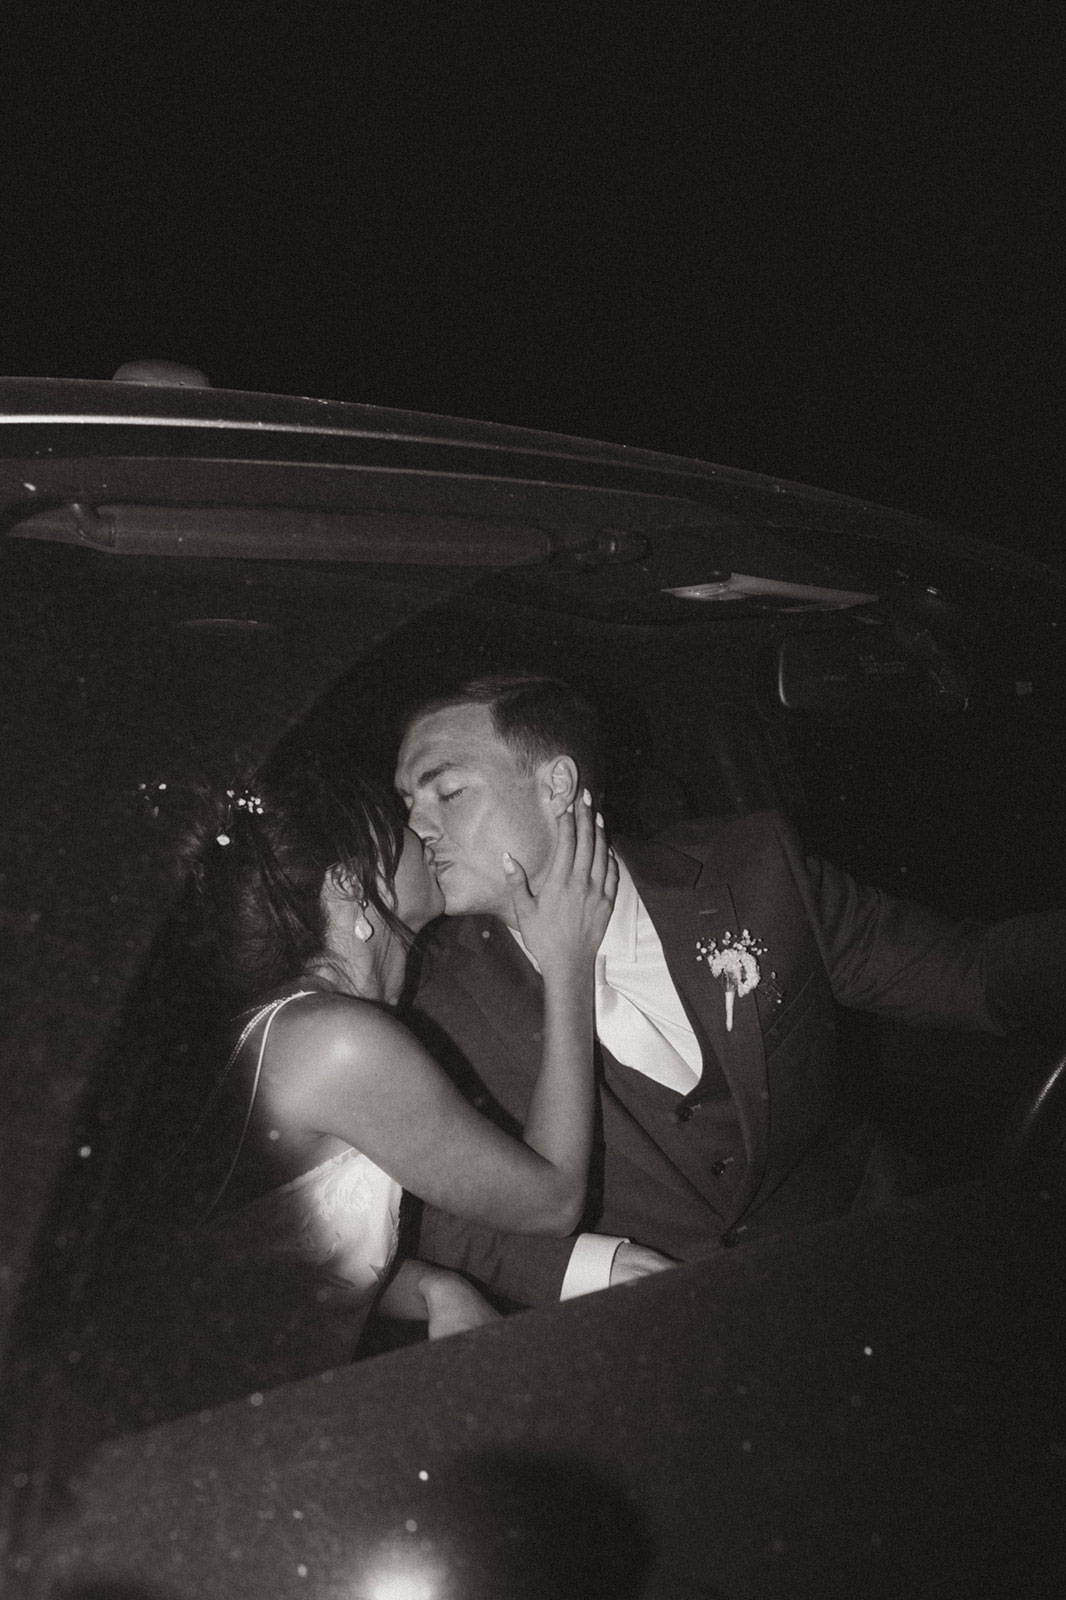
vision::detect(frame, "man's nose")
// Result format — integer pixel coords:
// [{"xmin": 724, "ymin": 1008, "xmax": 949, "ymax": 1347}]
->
[{"xmin": 405, "ymin": 796, "xmax": 437, "ymax": 841}]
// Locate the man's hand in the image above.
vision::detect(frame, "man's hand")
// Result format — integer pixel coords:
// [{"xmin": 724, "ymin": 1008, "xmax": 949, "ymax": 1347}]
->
[{"xmin": 609, "ymin": 1241, "xmax": 675, "ymax": 1286}]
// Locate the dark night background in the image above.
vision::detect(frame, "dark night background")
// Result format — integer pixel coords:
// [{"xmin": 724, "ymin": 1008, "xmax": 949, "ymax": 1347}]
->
[{"xmin": 3, "ymin": 2, "xmax": 1061, "ymax": 560}]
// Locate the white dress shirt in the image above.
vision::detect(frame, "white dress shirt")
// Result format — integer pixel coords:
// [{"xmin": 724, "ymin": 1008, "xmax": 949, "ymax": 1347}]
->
[{"xmin": 511, "ymin": 858, "xmax": 702, "ymax": 1298}]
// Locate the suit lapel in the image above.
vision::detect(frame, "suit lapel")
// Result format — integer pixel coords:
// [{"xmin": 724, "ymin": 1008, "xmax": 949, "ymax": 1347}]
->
[
  {"xmin": 623, "ymin": 841, "xmax": 771, "ymax": 1201},
  {"xmin": 436, "ymin": 916, "xmax": 545, "ymax": 1115}
]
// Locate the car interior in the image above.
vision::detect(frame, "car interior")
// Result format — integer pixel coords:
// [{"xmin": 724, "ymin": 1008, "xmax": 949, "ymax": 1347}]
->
[
  {"xmin": 8, "ymin": 535, "xmax": 1059, "ymax": 1425},
  {"xmin": 2, "ymin": 389, "xmax": 1063, "ymax": 1596}
]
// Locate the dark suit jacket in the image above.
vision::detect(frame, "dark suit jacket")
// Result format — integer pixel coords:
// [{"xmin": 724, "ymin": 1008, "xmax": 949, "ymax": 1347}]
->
[{"xmin": 408, "ymin": 809, "xmax": 1063, "ymax": 1306}]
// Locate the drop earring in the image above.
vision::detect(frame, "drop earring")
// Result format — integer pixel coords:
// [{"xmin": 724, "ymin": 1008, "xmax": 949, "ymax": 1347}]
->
[{"xmin": 353, "ymin": 897, "xmax": 374, "ymax": 942}]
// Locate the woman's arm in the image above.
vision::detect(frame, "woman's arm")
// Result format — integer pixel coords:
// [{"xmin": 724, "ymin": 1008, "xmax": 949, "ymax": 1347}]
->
[
  {"xmin": 375, "ymin": 1259, "xmax": 500, "ymax": 1338},
  {"xmin": 496, "ymin": 792, "xmax": 610, "ymax": 1217},
  {"xmin": 272, "ymin": 796, "xmax": 616, "ymax": 1234}
]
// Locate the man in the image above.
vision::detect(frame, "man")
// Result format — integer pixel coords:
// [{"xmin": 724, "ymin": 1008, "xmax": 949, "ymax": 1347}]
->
[{"xmin": 395, "ymin": 675, "xmax": 1065, "ymax": 1307}]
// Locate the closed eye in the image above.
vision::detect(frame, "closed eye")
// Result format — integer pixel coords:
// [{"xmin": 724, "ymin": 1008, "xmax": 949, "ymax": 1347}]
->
[{"xmin": 440, "ymin": 788, "xmax": 465, "ymax": 802}]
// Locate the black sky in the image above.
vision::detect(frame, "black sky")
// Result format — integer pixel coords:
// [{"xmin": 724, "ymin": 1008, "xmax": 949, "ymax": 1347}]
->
[{"xmin": 3, "ymin": 2, "xmax": 1062, "ymax": 557}]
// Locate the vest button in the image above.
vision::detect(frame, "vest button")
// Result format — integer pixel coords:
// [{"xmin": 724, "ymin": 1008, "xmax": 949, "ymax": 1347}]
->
[
  {"xmin": 674, "ymin": 1102, "xmax": 693, "ymax": 1122},
  {"xmin": 710, "ymin": 1160, "xmax": 728, "ymax": 1177}
]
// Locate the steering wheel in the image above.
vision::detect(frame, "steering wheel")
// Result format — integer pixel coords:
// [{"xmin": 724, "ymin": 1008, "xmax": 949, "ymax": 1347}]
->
[{"xmin": 992, "ymin": 1040, "xmax": 1066, "ymax": 1173}]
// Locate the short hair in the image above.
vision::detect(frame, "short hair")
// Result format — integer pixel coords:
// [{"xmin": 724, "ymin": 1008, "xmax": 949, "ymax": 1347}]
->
[{"xmin": 404, "ymin": 675, "xmax": 605, "ymax": 800}]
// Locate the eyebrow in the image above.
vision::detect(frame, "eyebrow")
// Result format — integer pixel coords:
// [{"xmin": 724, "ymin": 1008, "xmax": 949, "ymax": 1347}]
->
[{"xmin": 400, "ymin": 758, "xmax": 465, "ymax": 795}]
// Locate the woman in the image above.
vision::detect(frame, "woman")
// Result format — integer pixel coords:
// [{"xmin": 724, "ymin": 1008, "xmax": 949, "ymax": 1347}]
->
[{"xmin": 161, "ymin": 742, "xmax": 616, "ymax": 1375}]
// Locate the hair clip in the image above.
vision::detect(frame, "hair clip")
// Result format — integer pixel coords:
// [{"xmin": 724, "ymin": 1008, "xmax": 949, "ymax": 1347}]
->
[
  {"xmin": 227, "ymin": 788, "xmax": 265, "ymax": 815},
  {"xmin": 215, "ymin": 787, "xmax": 264, "ymax": 847},
  {"xmin": 137, "ymin": 780, "xmax": 169, "ymax": 819}
]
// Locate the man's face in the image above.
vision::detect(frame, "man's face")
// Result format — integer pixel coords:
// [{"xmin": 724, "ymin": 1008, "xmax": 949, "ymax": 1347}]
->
[{"xmin": 395, "ymin": 703, "xmax": 561, "ymax": 923}]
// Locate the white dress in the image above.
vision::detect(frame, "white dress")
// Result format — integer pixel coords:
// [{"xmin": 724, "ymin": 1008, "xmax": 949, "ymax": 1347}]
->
[
  {"xmin": 190, "ymin": 991, "xmax": 402, "ymax": 1385},
  {"xmin": 81, "ymin": 992, "xmax": 403, "ymax": 1425}
]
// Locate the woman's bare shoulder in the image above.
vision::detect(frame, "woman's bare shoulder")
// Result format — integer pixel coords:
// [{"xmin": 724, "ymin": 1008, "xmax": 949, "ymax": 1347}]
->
[
  {"xmin": 264, "ymin": 991, "xmax": 415, "ymax": 1087},
  {"xmin": 271, "ymin": 989, "xmax": 407, "ymax": 1053},
  {"xmin": 261, "ymin": 992, "xmax": 426, "ymax": 1133}
]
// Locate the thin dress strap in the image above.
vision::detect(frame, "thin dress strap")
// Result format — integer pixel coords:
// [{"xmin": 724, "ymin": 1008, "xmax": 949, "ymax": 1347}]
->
[{"xmin": 199, "ymin": 990, "xmax": 316, "ymax": 1223}]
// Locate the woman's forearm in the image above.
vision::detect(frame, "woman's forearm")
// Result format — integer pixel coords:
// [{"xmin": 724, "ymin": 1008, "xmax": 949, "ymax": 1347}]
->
[
  {"xmin": 376, "ymin": 1259, "xmax": 500, "ymax": 1338},
  {"xmin": 491, "ymin": 793, "xmax": 614, "ymax": 1231},
  {"xmin": 376, "ymin": 1259, "xmax": 440, "ymax": 1320},
  {"xmin": 519, "ymin": 963, "xmax": 597, "ymax": 1226}
]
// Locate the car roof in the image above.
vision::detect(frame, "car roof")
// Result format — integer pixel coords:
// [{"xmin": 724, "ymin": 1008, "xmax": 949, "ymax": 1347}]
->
[{"xmin": 2, "ymin": 377, "xmax": 1062, "ymax": 608}]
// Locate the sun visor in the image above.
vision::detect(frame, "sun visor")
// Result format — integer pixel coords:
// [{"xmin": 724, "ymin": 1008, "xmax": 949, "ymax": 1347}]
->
[{"xmin": 8, "ymin": 502, "xmax": 553, "ymax": 565}]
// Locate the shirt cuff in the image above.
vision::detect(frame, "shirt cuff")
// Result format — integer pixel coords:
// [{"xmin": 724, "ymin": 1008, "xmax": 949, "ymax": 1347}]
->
[{"xmin": 559, "ymin": 1233, "xmax": 629, "ymax": 1300}]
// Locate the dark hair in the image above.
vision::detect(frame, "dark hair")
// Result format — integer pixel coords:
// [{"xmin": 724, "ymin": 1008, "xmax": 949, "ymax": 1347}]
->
[
  {"xmin": 177, "ymin": 744, "xmax": 409, "ymax": 1006},
  {"xmin": 404, "ymin": 675, "xmax": 606, "ymax": 800}
]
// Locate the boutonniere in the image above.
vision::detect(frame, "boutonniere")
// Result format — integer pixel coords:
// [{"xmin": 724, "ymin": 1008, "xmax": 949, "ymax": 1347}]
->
[{"xmin": 696, "ymin": 930, "xmax": 777, "ymax": 1032}]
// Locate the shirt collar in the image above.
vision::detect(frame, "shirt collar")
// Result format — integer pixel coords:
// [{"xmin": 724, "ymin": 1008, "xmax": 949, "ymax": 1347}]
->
[
  {"xmin": 508, "ymin": 855, "xmax": 640, "ymax": 970},
  {"xmin": 598, "ymin": 855, "xmax": 640, "ymax": 964}
]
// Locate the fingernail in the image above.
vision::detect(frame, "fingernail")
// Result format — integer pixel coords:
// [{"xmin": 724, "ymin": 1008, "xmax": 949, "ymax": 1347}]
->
[
  {"xmin": 582, "ymin": 788, "xmax": 592, "ymax": 805},
  {"xmin": 565, "ymin": 801, "xmax": 574, "ymax": 813},
  {"xmin": 596, "ymin": 812, "xmax": 604, "ymax": 828},
  {"xmin": 502, "ymin": 850, "xmax": 514, "ymax": 867}
]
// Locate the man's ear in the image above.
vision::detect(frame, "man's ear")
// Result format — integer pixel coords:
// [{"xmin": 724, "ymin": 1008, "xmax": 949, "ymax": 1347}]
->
[{"xmin": 540, "ymin": 755, "xmax": 580, "ymax": 815}]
